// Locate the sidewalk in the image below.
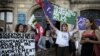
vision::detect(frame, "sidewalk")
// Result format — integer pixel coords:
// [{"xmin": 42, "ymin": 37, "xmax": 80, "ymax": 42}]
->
[{"xmin": 36, "ymin": 48, "xmax": 56, "ymax": 56}]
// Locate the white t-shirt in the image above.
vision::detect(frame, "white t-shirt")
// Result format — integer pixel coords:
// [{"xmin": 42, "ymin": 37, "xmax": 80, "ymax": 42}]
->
[{"xmin": 56, "ymin": 30, "xmax": 74, "ymax": 47}]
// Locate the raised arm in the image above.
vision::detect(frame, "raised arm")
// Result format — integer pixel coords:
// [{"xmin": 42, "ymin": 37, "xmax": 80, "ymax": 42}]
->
[
  {"xmin": 71, "ymin": 19, "xmax": 78, "ymax": 33},
  {"xmin": 46, "ymin": 16, "xmax": 57, "ymax": 31}
]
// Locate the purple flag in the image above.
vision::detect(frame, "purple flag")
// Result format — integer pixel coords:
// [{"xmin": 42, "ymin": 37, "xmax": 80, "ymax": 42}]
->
[
  {"xmin": 43, "ymin": 0, "xmax": 54, "ymax": 19},
  {"xmin": 78, "ymin": 16, "xmax": 86, "ymax": 30},
  {"xmin": 96, "ymin": 19, "xmax": 100, "ymax": 26},
  {"xmin": 43, "ymin": 0, "xmax": 56, "ymax": 24}
]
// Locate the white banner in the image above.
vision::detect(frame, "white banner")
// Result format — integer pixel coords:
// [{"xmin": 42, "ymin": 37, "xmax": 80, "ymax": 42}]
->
[{"xmin": 0, "ymin": 33, "xmax": 35, "ymax": 56}]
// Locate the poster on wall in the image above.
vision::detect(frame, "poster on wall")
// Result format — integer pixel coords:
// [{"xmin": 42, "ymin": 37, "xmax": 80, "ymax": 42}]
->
[
  {"xmin": 18, "ymin": 13, "xmax": 26, "ymax": 24},
  {"xmin": 0, "ymin": 33, "xmax": 35, "ymax": 56}
]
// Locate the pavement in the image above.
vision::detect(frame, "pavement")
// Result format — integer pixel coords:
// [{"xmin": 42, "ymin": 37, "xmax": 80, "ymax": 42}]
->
[{"xmin": 36, "ymin": 48, "xmax": 56, "ymax": 56}]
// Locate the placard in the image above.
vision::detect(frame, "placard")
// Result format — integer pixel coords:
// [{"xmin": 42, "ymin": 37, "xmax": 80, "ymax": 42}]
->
[
  {"xmin": 0, "ymin": 33, "xmax": 35, "ymax": 56},
  {"xmin": 18, "ymin": 13, "xmax": 26, "ymax": 24},
  {"xmin": 53, "ymin": 5, "xmax": 77, "ymax": 24},
  {"xmin": 78, "ymin": 16, "xmax": 86, "ymax": 30}
]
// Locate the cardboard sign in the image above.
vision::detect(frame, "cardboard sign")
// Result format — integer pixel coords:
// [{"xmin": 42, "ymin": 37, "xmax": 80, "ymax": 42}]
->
[{"xmin": 0, "ymin": 33, "xmax": 35, "ymax": 56}]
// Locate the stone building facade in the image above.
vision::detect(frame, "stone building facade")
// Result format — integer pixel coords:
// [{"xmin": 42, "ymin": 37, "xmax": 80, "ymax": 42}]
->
[{"xmin": 0, "ymin": 0, "xmax": 100, "ymax": 32}]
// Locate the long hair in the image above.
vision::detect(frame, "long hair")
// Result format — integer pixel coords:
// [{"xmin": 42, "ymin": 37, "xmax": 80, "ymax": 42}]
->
[
  {"xmin": 88, "ymin": 19, "xmax": 98, "ymax": 30},
  {"xmin": 24, "ymin": 25, "xmax": 28, "ymax": 32},
  {"xmin": 15, "ymin": 24, "xmax": 24, "ymax": 33},
  {"xmin": 61, "ymin": 23, "xmax": 68, "ymax": 31}
]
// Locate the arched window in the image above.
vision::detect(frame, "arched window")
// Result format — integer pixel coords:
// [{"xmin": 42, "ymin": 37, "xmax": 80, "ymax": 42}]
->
[
  {"xmin": 32, "ymin": 8, "xmax": 60, "ymax": 30},
  {"xmin": 33, "ymin": 8, "xmax": 47, "ymax": 30},
  {"xmin": 80, "ymin": 9, "xmax": 100, "ymax": 19}
]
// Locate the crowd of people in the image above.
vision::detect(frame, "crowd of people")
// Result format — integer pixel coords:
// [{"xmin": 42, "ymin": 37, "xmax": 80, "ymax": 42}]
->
[{"xmin": 0, "ymin": 16, "xmax": 100, "ymax": 56}]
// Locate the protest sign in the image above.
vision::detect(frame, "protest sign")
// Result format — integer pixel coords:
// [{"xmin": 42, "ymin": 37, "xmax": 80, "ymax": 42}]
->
[
  {"xmin": 53, "ymin": 5, "xmax": 77, "ymax": 24},
  {"xmin": 78, "ymin": 16, "xmax": 86, "ymax": 30},
  {"xmin": 42, "ymin": 0, "xmax": 76, "ymax": 25},
  {"xmin": 0, "ymin": 33, "xmax": 35, "ymax": 56}
]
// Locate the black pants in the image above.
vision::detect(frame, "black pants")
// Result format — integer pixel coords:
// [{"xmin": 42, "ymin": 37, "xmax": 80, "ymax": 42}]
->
[
  {"xmin": 52, "ymin": 38, "xmax": 58, "ymax": 56},
  {"xmin": 57, "ymin": 46, "xmax": 71, "ymax": 56}
]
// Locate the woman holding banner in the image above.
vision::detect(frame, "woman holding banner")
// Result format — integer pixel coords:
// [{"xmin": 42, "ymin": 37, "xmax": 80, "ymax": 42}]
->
[
  {"xmin": 80, "ymin": 19, "xmax": 100, "ymax": 56},
  {"xmin": 46, "ymin": 16, "xmax": 78, "ymax": 56}
]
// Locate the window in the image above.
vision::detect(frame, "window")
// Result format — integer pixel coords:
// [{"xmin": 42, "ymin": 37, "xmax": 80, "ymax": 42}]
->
[
  {"xmin": 0, "ymin": 10, "xmax": 13, "ymax": 32},
  {"xmin": 7, "ymin": 12, "xmax": 13, "ymax": 23},
  {"xmin": 81, "ymin": 9, "xmax": 100, "ymax": 19}
]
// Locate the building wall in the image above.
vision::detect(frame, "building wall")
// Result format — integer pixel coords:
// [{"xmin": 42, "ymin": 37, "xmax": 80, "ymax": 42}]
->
[
  {"xmin": 0, "ymin": 0, "xmax": 99, "ymax": 54},
  {"xmin": 0, "ymin": 0, "xmax": 100, "ymax": 32}
]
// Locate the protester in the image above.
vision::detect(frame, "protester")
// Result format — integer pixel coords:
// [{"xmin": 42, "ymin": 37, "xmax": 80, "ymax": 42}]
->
[
  {"xmin": 15, "ymin": 24, "xmax": 24, "ymax": 33},
  {"xmin": 38, "ymin": 30, "xmax": 54, "ymax": 56},
  {"xmin": 46, "ymin": 16, "xmax": 78, "ymax": 56},
  {"xmin": 80, "ymin": 19, "xmax": 100, "ymax": 56},
  {"xmin": 24, "ymin": 24, "xmax": 28, "ymax": 33},
  {"xmin": 69, "ymin": 34, "xmax": 77, "ymax": 56},
  {"xmin": 50, "ymin": 28, "xmax": 58, "ymax": 56},
  {"xmin": 33, "ymin": 28, "xmax": 39, "ymax": 51}
]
